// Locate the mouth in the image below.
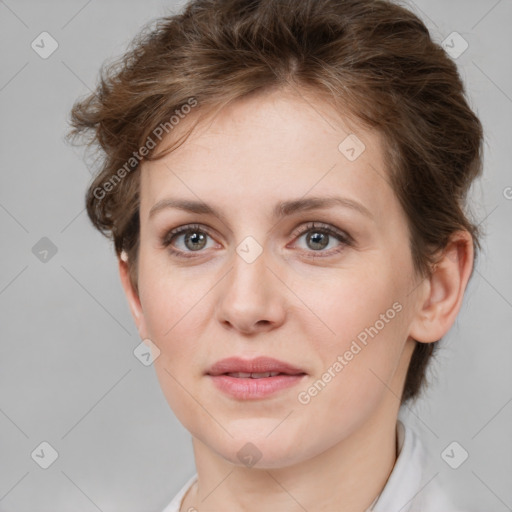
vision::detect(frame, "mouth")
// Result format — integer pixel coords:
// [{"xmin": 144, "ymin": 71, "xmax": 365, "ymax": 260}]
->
[
  {"xmin": 206, "ymin": 356, "xmax": 307, "ymax": 399},
  {"xmin": 221, "ymin": 371, "xmax": 294, "ymax": 378},
  {"xmin": 206, "ymin": 356, "xmax": 306, "ymax": 376}
]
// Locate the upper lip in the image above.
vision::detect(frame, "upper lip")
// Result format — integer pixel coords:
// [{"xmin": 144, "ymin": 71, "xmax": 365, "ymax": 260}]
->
[{"xmin": 207, "ymin": 356, "xmax": 307, "ymax": 376}]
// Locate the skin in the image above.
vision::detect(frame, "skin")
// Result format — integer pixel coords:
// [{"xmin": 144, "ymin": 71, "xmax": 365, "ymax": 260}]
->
[{"xmin": 118, "ymin": 86, "xmax": 473, "ymax": 511}]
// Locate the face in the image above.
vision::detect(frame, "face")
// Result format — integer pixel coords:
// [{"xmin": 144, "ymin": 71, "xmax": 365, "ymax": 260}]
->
[{"xmin": 123, "ymin": 87, "xmax": 425, "ymax": 468}]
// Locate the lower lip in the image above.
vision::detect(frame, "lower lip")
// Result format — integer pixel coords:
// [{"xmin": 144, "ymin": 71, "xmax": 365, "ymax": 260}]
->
[{"xmin": 208, "ymin": 374, "xmax": 306, "ymax": 399}]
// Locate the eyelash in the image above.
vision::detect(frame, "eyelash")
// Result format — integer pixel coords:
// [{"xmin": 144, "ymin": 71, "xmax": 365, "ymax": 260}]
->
[{"xmin": 160, "ymin": 222, "xmax": 353, "ymax": 259}]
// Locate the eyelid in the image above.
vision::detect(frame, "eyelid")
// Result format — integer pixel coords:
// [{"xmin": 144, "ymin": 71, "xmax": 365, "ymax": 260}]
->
[{"xmin": 289, "ymin": 221, "xmax": 352, "ymax": 244}]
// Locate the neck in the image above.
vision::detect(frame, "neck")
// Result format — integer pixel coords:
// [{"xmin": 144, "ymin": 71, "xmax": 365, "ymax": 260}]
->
[{"xmin": 181, "ymin": 398, "xmax": 400, "ymax": 512}]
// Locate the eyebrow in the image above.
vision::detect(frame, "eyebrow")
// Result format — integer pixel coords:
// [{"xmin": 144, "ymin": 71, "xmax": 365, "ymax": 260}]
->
[{"xmin": 149, "ymin": 195, "xmax": 374, "ymax": 222}]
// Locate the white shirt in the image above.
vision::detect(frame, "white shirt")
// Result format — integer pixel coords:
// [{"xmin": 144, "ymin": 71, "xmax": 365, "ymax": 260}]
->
[{"xmin": 162, "ymin": 420, "xmax": 467, "ymax": 512}]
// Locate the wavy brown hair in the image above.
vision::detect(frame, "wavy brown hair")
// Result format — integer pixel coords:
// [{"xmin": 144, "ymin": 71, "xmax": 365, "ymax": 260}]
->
[{"xmin": 66, "ymin": 0, "xmax": 484, "ymax": 404}]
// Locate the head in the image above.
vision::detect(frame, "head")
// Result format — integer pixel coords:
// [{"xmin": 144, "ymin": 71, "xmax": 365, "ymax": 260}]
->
[{"xmin": 67, "ymin": 0, "xmax": 483, "ymax": 468}]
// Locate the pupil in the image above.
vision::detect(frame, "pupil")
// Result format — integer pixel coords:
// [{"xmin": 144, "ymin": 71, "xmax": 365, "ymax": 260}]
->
[
  {"xmin": 185, "ymin": 231, "xmax": 206, "ymax": 251},
  {"xmin": 308, "ymin": 231, "xmax": 328, "ymax": 250}
]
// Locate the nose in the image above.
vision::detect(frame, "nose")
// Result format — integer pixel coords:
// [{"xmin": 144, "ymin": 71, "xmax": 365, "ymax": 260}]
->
[{"xmin": 215, "ymin": 246, "xmax": 287, "ymax": 335}]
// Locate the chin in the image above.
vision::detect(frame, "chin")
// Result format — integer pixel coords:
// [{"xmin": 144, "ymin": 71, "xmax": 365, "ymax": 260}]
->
[{"xmin": 198, "ymin": 423, "xmax": 312, "ymax": 470}]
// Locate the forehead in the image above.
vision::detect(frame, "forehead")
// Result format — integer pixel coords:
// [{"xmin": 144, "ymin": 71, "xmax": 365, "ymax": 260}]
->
[{"xmin": 139, "ymin": 88, "xmax": 396, "ymax": 224}]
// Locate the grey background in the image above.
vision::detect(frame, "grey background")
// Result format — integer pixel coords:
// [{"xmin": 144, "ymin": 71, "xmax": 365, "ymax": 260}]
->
[{"xmin": 0, "ymin": 0, "xmax": 510, "ymax": 511}]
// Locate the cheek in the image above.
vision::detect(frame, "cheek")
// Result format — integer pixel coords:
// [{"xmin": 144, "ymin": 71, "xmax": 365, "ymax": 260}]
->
[
  {"xmin": 137, "ymin": 255, "xmax": 220, "ymax": 371},
  {"xmin": 138, "ymin": 252, "xmax": 209, "ymax": 343},
  {"xmin": 139, "ymin": 271, "xmax": 210, "ymax": 433},
  {"xmin": 293, "ymin": 265, "xmax": 405, "ymax": 347},
  {"xmin": 292, "ymin": 303, "xmax": 407, "ymax": 447},
  {"xmin": 292, "ymin": 268, "xmax": 408, "ymax": 399}
]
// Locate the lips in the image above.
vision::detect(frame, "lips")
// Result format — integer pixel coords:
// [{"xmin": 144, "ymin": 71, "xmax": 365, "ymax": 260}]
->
[
  {"xmin": 206, "ymin": 357, "xmax": 307, "ymax": 400},
  {"xmin": 206, "ymin": 356, "xmax": 306, "ymax": 377}
]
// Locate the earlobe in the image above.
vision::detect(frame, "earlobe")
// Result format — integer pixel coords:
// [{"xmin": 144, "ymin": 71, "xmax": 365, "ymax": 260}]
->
[
  {"xmin": 408, "ymin": 231, "xmax": 474, "ymax": 344},
  {"xmin": 118, "ymin": 255, "xmax": 147, "ymax": 338}
]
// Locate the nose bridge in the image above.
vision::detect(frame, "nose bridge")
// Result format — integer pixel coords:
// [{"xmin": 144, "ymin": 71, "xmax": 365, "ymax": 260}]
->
[
  {"xmin": 227, "ymin": 238, "xmax": 273, "ymax": 303},
  {"xmin": 233, "ymin": 239, "xmax": 269, "ymax": 289},
  {"xmin": 215, "ymin": 236, "xmax": 286, "ymax": 333}
]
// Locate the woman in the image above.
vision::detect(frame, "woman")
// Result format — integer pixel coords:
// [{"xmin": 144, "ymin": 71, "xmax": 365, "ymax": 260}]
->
[{"xmin": 67, "ymin": 0, "xmax": 483, "ymax": 510}]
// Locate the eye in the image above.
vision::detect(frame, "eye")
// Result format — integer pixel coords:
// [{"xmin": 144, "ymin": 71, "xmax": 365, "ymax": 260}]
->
[
  {"xmin": 161, "ymin": 221, "xmax": 353, "ymax": 259},
  {"xmin": 290, "ymin": 222, "xmax": 352, "ymax": 257},
  {"xmin": 161, "ymin": 224, "xmax": 217, "ymax": 258}
]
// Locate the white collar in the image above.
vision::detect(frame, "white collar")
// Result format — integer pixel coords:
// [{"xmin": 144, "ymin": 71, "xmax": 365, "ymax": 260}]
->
[{"xmin": 369, "ymin": 419, "xmax": 462, "ymax": 511}]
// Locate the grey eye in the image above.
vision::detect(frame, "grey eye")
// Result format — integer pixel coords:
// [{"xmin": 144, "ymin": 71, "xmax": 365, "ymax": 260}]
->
[
  {"xmin": 183, "ymin": 231, "xmax": 208, "ymax": 251},
  {"xmin": 305, "ymin": 231, "xmax": 330, "ymax": 250}
]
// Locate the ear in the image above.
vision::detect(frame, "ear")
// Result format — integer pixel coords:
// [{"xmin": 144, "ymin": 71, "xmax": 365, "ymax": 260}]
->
[
  {"xmin": 409, "ymin": 230, "xmax": 474, "ymax": 344},
  {"xmin": 118, "ymin": 252, "xmax": 148, "ymax": 340}
]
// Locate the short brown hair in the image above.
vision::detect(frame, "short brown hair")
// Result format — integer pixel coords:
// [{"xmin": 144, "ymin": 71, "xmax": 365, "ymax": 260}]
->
[{"xmin": 66, "ymin": 0, "xmax": 484, "ymax": 404}]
